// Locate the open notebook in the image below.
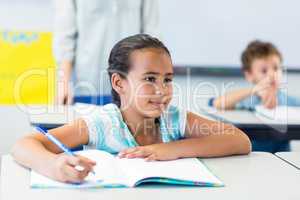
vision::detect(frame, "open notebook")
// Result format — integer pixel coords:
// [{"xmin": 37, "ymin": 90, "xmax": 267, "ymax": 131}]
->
[{"xmin": 31, "ymin": 150, "xmax": 224, "ymax": 188}]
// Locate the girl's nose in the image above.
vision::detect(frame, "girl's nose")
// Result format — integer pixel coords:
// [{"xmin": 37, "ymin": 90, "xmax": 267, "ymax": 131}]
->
[
  {"xmin": 155, "ymin": 85, "xmax": 164, "ymax": 95},
  {"xmin": 155, "ymin": 90, "xmax": 162, "ymax": 95},
  {"xmin": 155, "ymin": 82, "xmax": 167, "ymax": 95}
]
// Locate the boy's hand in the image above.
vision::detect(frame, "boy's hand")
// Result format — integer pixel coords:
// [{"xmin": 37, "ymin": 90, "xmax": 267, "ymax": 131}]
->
[
  {"xmin": 50, "ymin": 154, "xmax": 96, "ymax": 183},
  {"xmin": 253, "ymin": 77, "xmax": 278, "ymax": 109},
  {"xmin": 262, "ymin": 88, "xmax": 278, "ymax": 109},
  {"xmin": 118, "ymin": 144, "xmax": 180, "ymax": 161}
]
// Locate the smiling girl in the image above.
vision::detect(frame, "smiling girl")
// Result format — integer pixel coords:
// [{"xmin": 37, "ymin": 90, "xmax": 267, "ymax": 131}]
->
[{"xmin": 12, "ymin": 34, "xmax": 251, "ymax": 183}]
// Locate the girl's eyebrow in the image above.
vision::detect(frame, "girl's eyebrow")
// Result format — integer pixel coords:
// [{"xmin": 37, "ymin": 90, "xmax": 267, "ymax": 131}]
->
[{"xmin": 143, "ymin": 72, "xmax": 174, "ymax": 76}]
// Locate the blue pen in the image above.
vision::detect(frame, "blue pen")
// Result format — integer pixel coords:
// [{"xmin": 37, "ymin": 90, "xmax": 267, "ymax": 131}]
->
[{"xmin": 35, "ymin": 126, "xmax": 95, "ymax": 175}]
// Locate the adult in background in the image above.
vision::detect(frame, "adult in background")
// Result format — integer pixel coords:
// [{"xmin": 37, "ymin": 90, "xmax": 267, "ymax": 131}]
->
[{"xmin": 53, "ymin": 0, "xmax": 160, "ymax": 105}]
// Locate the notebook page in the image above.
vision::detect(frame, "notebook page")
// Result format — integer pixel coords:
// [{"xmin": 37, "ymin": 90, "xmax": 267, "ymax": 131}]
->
[
  {"xmin": 116, "ymin": 157, "xmax": 223, "ymax": 186},
  {"xmin": 30, "ymin": 150, "xmax": 126, "ymax": 188},
  {"xmin": 77, "ymin": 150, "xmax": 124, "ymax": 183}
]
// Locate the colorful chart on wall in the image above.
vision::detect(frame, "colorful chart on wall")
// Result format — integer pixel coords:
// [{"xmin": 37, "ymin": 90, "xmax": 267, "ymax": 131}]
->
[{"xmin": 0, "ymin": 30, "xmax": 55, "ymax": 104}]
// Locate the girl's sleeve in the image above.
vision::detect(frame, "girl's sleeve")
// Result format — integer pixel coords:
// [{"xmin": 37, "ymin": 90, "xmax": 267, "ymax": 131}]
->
[
  {"xmin": 53, "ymin": 0, "xmax": 77, "ymax": 64},
  {"xmin": 164, "ymin": 106, "xmax": 187, "ymax": 140},
  {"xmin": 178, "ymin": 107, "xmax": 187, "ymax": 138},
  {"xmin": 81, "ymin": 111, "xmax": 106, "ymax": 149}
]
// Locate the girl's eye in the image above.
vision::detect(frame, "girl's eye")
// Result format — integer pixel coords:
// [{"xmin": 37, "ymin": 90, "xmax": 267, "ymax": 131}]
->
[
  {"xmin": 164, "ymin": 78, "xmax": 173, "ymax": 83},
  {"xmin": 145, "ymin": 76, "xmax": 156, "ymax": 82}
]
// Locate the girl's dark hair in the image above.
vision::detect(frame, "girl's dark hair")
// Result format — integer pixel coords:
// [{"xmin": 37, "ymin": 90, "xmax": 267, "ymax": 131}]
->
[{"xmin": 107, "ymin": 34, "xmax": 171, "ymax": 107}]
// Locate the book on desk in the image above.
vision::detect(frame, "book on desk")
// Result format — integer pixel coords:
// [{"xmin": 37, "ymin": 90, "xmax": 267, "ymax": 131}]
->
[{"xmin": 30, "ymin": 150, "xmax": 224, "ymax": 188}]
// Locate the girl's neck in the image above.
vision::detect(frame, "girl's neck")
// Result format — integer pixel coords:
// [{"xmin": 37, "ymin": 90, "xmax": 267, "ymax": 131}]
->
[{"xmin": 120, "ymin": 105, "xmax": 157, "ymax": 137}]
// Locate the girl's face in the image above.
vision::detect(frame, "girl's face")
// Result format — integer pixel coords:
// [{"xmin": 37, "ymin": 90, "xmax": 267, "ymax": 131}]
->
[{"xmin": 122, "ymin": 48, "xmax": 173, "ymax": 118}]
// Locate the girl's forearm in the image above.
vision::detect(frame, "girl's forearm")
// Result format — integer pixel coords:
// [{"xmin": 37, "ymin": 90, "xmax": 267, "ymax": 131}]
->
[
  {"xmin": 167, "ymin": 130, "xmax": 251, "ymax": 158},
  {"xmin": 11, "ymin": 137, "xmax": 58, "ymax": 176}
]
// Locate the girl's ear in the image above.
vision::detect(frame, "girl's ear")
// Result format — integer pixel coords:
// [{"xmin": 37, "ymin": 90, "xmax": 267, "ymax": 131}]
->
[{"xmin": 111, "ymin": 73, "xmax": 125, "ymax": 95}]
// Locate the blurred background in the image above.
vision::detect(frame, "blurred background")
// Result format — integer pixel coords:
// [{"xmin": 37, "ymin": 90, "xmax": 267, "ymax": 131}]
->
[{"xmin": 1, "ymin": 0, "xmax": 300, "ymax": 104}]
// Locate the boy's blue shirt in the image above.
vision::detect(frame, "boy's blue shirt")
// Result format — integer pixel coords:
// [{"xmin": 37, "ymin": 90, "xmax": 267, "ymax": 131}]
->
[{"xmin": 209, "ymin": 90, "xmax": 300, "ymax": 110}]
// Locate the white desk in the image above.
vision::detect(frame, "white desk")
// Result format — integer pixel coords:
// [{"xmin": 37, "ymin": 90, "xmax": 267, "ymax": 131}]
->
[
  {"xmin": 29, "ymin": 104, "xmax": 102, "ymax": 128},
  {"xmin": 201, "ymin": 106, "xmax": 300, "ymax": 125},
  {"xmin": 2, "ymin": 152, "xmax": 300, "ymax": 200},
  {"xmin": 0, "ymin": 106, "xmax": 33, "ymax": 159},
  {"xmin": 275, "ymin": 152, "xmax": 300, "ymax": 169},
  {"xmin": 201, "ymin": 107, "xmax": 300, "ymax": 140}
]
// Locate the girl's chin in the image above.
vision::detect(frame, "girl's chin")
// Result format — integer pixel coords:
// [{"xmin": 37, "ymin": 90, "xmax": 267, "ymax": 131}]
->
[
  {"xmin": 143, "ymin": 109, "xmax": 164, "ymax": 118},
  {"xmin": 136, "ymin": 103, "xmax": 168, "ymax": 118}
]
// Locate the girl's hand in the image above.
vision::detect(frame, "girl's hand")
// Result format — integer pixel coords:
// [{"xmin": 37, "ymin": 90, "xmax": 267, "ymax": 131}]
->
[
  {"xmin": 49, "ymin": 154, "xmax": 96, "ymax": 183},
  {"xmin": 118, "ymin": 144, "xmax": 180, "ymax": 161}
]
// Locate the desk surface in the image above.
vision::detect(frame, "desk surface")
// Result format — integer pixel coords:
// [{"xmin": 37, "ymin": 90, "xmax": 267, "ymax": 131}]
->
[
  {"xmin": 201, "ymin": 107, "xmax": 300, "ymax": 140},
  {"xmin": 29, "ymin": 104, "xmax": 121, "ymax": 128},
  {"xmin": 2, "ymin": 152, "xmax": 300, "ymax": 200},
  {"xmin": 201, "ymin": 107, "xmax": 300, "ymax": 125},
  {"xmin": 0, "ymin": 106, "xmax": 33, "ymax": 157},
  {"xmin": 275, "ymin": 152, "xmax": 300, "ymax": 169}
]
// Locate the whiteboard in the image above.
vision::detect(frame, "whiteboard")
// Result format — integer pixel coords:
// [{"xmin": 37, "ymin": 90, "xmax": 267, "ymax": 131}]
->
[{"xmin": 159, "ymin": 0, "xmax": 300, "ymax": 69}]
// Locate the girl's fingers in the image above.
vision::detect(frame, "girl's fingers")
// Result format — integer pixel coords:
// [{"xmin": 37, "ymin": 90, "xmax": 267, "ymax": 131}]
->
[
  {"xmin": 125, "ymin": 149, "xmax": 150, "ymax": 159},
  {"xmin": 62, "ymin": 165, "xmax": 89, "ymax": 183},
  {"xmin": 118, "ymin": 147, "xmax": 139, "ymax": 158},
  {"xmin": 66, "ymin": 156, "xmax": 95, "ymax": 174},
  {"xmin": 118, "ymin": 147, "xmax": 153, "ymax": 159},
  {"xmin": 76, "ymin": 155, "xmax": 96, "ymax": 166},
  {"xmin": 67, "ymin": 155, "xmax": 96, "ymax": 166},
  {"xmin": 145, "ymin": 154, "xmax": 156, "ymax": 162}
]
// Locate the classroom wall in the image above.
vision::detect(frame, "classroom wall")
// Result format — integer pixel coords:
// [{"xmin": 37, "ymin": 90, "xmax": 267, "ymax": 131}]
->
[
  {"xmin": 2, "ymin": 0, "xmax": 300, "ymax": 67},
  {"xmin": 159, "ymin": 0, "xmax": 300, "ymax": 68},
  {"xmin": 2, "ymin": 0, "xmax": 300, "ymax": 99},
  {"xmin": 0, "ymin": 0, "xmax": 53, "ymax": 31}
]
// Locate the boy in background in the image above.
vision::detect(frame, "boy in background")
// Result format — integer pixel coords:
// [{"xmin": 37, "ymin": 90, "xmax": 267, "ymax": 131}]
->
[{"xmin": 210, "ymin": 40, "xmax": 300, "ymax": 152}]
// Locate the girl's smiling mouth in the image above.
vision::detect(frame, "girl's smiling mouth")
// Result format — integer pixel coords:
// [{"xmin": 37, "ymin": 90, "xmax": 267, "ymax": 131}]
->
[{"xmin": 149, "ymin": 100, "xmax": 167, "ymax": 109}]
